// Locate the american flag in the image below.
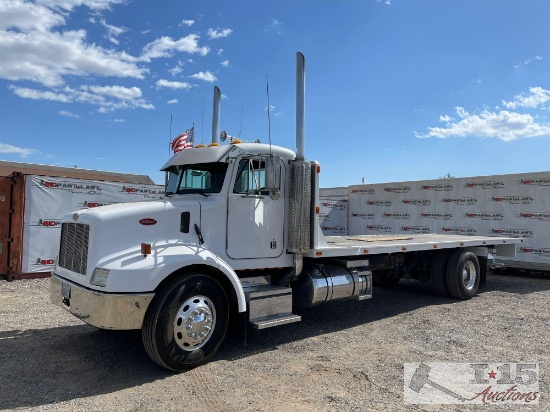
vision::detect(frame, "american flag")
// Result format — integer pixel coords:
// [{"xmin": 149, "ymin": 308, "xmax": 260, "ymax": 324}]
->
[{"xmin": 171, "ymin": 127, "xmax": 194, "ymax": 154}]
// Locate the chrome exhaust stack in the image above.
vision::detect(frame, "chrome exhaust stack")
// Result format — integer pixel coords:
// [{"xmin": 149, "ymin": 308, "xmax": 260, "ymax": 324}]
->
[
  {"xmin": 296, "ymin": 52, "xmax": 306, "ymax": 161},
  {"xmin": 212, "ymin": 86, "xmax": 221, "ymax": 145},
  {"xmin": 288, "ymin": 52, "xmax": 311, "ymax": 260}
]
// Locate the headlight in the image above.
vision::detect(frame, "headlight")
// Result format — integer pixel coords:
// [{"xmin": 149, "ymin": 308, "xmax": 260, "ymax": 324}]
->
[{"xmin": 90, "ymin": 268, "xmax": 110, "ymax": 287}]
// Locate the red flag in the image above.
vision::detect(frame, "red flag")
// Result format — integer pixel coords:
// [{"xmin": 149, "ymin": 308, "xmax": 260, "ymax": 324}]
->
[{"xmin": 171, "ymin": 127, "xmax": 194, "ymax": 154}]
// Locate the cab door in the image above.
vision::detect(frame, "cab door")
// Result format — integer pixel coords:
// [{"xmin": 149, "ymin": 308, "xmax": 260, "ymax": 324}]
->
[{"xmin": 227, "ymin": 156, "xmax": 285, "ymax": 259}]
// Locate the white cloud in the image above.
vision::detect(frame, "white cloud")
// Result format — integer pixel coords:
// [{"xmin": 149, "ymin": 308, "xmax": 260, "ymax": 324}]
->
[
  {"xmin": 140, "ymin": 34, "xmax": 209, "ymax": 60},
  {"xmin": 35, "ymin": 0, "xmax": 126, "ymax": 12},
  {"xmin": 190, "ymin": 71, "xmax": 217, "ymax": 82},
  {"xmin": 0, "ymin": 29, "xmax": 146, "ymax": 86},
  {"xmin": 180, "ymin": 19, "xmax": 194, "ymax": 27},
  {"xmin": 9, "ymin": 84, "xmax": 154, "ymax": 112},
  {"xmin": 220, "ymin": 60, "xmax": 229, "ymax": 67},
  {"xmin": 155, "ymin": 79, "xmax": 194, "ymax": 90},
  {"xmin": 167, "ymin": 99, "xmax": 178, "ymax": 104},
  {"xmin": 99, "ymin": 18, "xmax": 126, "ymax": 45},
  {"xmin": 514, "ymin": 55, "xmax": 543, "ymax": 69},
  {"xmin": 207, "ymin": 28, "xmax": 233, "ymax": 39},
  {"xmin": 377, "ymin": 0, "xmax": 391, "ymax": 4},
  {"xmin": 59, "ymin": 110, "xmax": 80, "ymax": 118},
  {"xmin": 502, "ymin": 87, "xmax": 550, "ymax": 109},
  {"xmin": 217, "ymin": 48, "xmax": 224, "ymax": 55},
  {"xmin": 416, "ymin": 106, "xmax": 550, "ymax": 141},
  {"xmin": 86, "ymin": 85, "xmax": 142, "ymax": 100},
  {"xmin": 0, "ymin": 142, "xmax": 37, "ymax": 157},
  {"xmin": 9, "ymin": 85, "xmax": 71, "ymax": 102},
  {"xmin": 0, "ymin": 0, "xmax": 65, "ymax": 32},
  {"xmin": 141, "ymin": 29, "xmax": 151, "ymax": 34},
  {"xmin": 113, "ymin": 118, "xmax": 125, "ymax": 122}
]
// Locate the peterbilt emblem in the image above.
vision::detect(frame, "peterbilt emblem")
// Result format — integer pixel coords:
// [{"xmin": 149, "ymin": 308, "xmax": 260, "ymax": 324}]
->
[{"xmin": 139, "ymin": 218, "xmax": 157, "ymax": 225}]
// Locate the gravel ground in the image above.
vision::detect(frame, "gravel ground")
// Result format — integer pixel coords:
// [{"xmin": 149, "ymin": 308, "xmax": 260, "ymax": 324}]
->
[{"xmin": 0, "ymin": 271, "xmax": 548, "ymax": 411}]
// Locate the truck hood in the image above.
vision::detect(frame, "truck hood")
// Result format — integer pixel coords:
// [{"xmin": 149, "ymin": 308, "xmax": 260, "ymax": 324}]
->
[{"xmin": 63, "ymin": 199, "xmax": 203, "ymax": 272}]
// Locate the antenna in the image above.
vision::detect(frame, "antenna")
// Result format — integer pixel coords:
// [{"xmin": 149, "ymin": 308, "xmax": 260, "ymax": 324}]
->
[
  {"xmin": 239, "ymin": 105, "xmax": 243, "ymax": 139},
  {"xmin": 266, "ymin": 74, "xmax": 272, "ymax": 154},
  {"xmin": 201, "ymin": 93, "xmax": 204, "ymax": 144}
]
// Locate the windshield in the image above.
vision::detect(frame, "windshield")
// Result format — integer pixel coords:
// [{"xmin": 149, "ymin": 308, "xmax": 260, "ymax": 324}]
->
[{"xmin": 167, "ymin": 162, "xmax": 228, "ymax": 195}]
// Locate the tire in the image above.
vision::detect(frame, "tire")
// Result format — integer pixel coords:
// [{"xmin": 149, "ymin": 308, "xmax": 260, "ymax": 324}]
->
[
  {"xmin": 142, "ymin": 273, "xmax": 228, "ymax": 372},
  {"xmin": 446, "ymin": 250, "xmax": 480, "ymax": 300},
  {"xmin": 372, "ymin": 271, "xmax": 401, "ymax": 288},
  {"xmin": 431, "ymin": 250, "xmax": 451, "ymax": 296}
]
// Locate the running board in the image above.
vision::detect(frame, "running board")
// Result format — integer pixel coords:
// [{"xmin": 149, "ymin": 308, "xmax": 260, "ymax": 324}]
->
[
  {"xmin": 242, "ymin": 281, "xmax": 301, "ymax": 330},
  {"xmin": 250, "ymin": 314, "xmax": 302, "ymax": 330}
]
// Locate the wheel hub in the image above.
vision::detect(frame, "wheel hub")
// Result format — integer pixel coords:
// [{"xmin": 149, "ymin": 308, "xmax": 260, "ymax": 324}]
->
[
  {"xmin": 462, "ymin": 261, "xmax": 477, "ymax": 291},
  {"xmin": 173, "ymin": 295, "xmax": 216, "ymax": 351}
]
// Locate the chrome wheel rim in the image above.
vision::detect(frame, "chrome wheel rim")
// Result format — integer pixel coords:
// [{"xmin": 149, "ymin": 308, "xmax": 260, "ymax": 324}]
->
[
  {"xmin": 462, "ymin": 261, "xmax": 477, "ymax": 291},
  {"xmin": 173, "ymin": 295, "xmax": 216, "ymax": 351}
]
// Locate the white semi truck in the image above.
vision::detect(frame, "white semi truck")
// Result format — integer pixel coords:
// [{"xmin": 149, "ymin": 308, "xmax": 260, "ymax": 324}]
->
[{"xmin": 50, "ymin": 53, "xmax": 521, "ymax": 371}]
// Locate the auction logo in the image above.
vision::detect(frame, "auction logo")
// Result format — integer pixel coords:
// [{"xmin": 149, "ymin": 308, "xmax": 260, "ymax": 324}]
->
[
  {"xmin": 492, "ymin": 196, "xmax": 533, "ymax": 205},
  {"xmin": 36, "ymin": 179, "xmax": 101, "ymax": 191},
  {"xmin": 382, "ymin": 213, "xmax": 411, "ymax": 219},
  {"xmin": 421, "ymin": 184, "xmax": 453, "ymax": 191},
  {"xmin": 351, "ymin": 188, "xmax": 375, "ymax": 195},
  {"xmin": 367, "ymin": 200, "xmax": 392, "ymax": 207},
  {"xmin": 33, "ymin": 257, "xmax": 56, "ymax": 266},
  {"xmin": 520, "ymin": 247, "xmax": 550, "ymax": 256},
  {"xmin": 402, "ymin": 199, "xmax": 431, "ymax": 206},
  {"xmin": 442, "ymin": 227, "xmax": 477, "ymax": 235},
  {"xmin": 404, "ymin": 363, "xmax": 539, "ymax": 405},
  {"xmin": 517, "ymin": 212, "xmax": 550, "ymax": 221},
  {"xmin": 384, "ymin": 186, "xmax": 411, "ymax": 193},
  {"xmin": 400, "ymin": 226, "xmax": 430, "ymax": 234},
  {"xmin": 351, "ymin": 213, "xmax": 375, "ymax": 219},
  {"xmin": 31, "ymin": 218, "xmax": 62, "ymax": 227},
  {"xmin": 419, "ymin": 212, "xmax": 453, "ymax": 220},
  {"xmin": 121, "ymin": 186, "xmax": 164, "ymax": 195},
  {"xmin": 322, "ymin": 226, "xmax": 346, "ymax": 234},
  {"xmin": 82, "ymin": 200, "xmax": 111, "ymax": 208},
  {"xmin": 520, "ymin": 178, "xmax": 550, "ymax": 186},
  {"xmin": 464, "ymin": 212, "xmax": 504, "ymax": 221},
  {"xmin": 321, "ymin": 201, "xmax": 346, "ymax": 210},
  {"xmin": 490, "ymin": 229, "xmax": 533, "ymax": 238},
  {"xmin": 366, "ymin": 225, "xmax": 392, "ymax": 232},
  {"xmin": 443, "ymin": 198, "xmax": 477, "ymax": 205},
  {"xmin": 465, "ymin": 181, "xmax": 505, "ymax": 189}
]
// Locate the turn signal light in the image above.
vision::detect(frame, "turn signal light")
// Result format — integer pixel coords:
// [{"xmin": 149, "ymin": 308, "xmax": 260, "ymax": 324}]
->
[{"xmin": 141, "ymin": 243, "xmax": 152, "ymax": 255}]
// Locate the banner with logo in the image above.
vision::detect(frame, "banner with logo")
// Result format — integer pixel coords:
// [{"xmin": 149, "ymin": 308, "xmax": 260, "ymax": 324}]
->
[
  {"xmin": 22, "ymin": 175, "xmax": 165, "ymax": 273},
  {"xmin": 344, "ymin": 171, "xmax": 550, "ymax": 268}
]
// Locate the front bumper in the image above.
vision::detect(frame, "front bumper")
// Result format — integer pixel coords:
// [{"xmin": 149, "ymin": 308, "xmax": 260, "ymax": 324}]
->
[{"xmin": 50, "ymin": 274, "xmax": 154, "ymax": 330}]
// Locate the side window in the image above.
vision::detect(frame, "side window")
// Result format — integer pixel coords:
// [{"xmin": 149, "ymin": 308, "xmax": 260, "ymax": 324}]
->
[{"xmin": 233, "ymin": 158, "xmax": 266, "ymax": 194}]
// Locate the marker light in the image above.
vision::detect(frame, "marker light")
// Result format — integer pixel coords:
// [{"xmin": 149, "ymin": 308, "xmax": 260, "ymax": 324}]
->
[
  {"xmin": 230, "ymin": 139, "xmax": 242, "ymax": 144},
  {"xmin": 141, "ymin": 243, "xmax": 152, "ymax": 256},
  {"xmin": 208, "ymin": 142, "xmax": 220, "ymax": 147},
  {"xmin": 195, "ymin": 144, "xmax": 207, "ymax": 149}
]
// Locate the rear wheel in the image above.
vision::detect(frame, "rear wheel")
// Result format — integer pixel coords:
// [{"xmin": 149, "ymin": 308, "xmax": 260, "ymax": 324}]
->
[
  {"xmin": 446, "ymin": 250, "xmax": 480, "ymax": 300},
  {"xmin": 142, "ymin": 273, "xmax": 228, "ymax": 371}
]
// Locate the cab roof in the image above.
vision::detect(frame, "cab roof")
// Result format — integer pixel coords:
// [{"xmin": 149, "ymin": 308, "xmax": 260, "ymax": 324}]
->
[{"xmin": 160, "ymin": 143, "xmax": 296, "ymax": 170}]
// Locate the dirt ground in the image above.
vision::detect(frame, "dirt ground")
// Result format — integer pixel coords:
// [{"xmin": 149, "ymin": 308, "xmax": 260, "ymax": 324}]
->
[{"xmin": 0, "ymin": 271, "xmax": 548, "ymax": 411}]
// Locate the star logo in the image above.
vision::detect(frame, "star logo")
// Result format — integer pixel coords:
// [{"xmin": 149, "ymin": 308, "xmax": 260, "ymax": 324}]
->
[{"xmin": 488, "ymin": 370, "xmax": 497, "ymax": 379}]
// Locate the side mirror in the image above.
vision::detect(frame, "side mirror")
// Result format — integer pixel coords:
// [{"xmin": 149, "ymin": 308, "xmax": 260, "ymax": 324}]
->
[{"xmin": 265, "ymin": 155, "xmax": 281, "ymax": 200}]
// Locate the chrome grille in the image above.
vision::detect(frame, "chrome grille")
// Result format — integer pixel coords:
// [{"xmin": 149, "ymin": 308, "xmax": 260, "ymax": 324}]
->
[{"xmin": 58, "ymin": 223, "xmax": 89, "ymax": 275}]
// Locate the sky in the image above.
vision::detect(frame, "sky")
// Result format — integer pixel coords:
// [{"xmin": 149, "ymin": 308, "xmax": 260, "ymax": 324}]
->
[{"xmin": 2, "ymin": 0, "xmax": 550, "ymax": 188}]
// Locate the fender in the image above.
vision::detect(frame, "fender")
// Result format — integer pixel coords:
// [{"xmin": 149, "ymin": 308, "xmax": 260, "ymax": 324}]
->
[{"xmin": 91, "ymin": 243, "xmax": 247, "ymax": 313}]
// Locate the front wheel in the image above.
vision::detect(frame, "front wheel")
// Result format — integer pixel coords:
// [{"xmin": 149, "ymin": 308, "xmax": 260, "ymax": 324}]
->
[
  {"xmin": 142, "ymin": 273, "xmax": 228, "ymax": 371},
  {"xmin": 446, "ymin": 250, "xmax": 480, "ymax": 300}
]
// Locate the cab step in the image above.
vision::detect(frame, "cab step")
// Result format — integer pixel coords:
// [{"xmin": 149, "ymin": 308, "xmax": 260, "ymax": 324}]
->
[
  {"xmin": 250, "ymin": 313, "xmax": 301, "ymax": 330},
  {"xmin": 242, "ymin": 280, "xmax": 301, "ymax": 330}
]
